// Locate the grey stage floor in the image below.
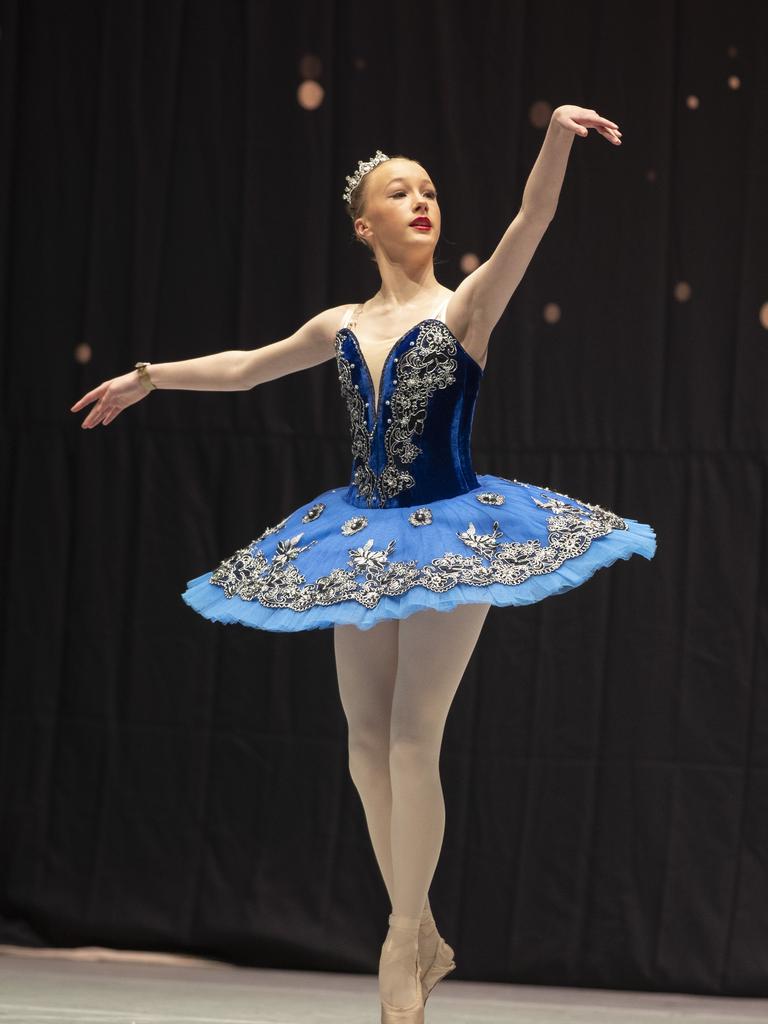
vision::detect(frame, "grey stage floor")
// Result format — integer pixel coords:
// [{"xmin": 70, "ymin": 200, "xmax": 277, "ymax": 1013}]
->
[{"xmin": 0, "ymin": 947, "xmax": 766, "ymax": 1023}]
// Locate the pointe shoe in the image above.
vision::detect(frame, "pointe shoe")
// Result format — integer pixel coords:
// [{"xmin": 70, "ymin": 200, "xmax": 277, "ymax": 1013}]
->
[
  {"xmin": 379, "ymin": 912, "xmax": 424, "ymax": 1024},
  {"xmin": 418, "ymin": 906, "xmax": 456, "ymax": 1005}
]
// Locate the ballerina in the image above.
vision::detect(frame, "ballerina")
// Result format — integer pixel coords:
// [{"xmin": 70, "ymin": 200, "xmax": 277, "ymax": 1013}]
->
[{"xmin": 71, "ymin": 105, "xmax": 653, "ymax": 1023}]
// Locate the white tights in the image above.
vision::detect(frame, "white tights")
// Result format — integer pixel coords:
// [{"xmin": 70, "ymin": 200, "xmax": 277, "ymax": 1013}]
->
[{"xmin": 333, "ymin": 602, "xmax": 491, "ymax": 921}]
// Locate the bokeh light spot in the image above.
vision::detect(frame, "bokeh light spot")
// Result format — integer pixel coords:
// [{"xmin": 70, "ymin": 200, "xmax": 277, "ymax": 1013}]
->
[
  {"xmin": 297, "ymin": 80, "xmax": 324, "ymax": 110},
  {"xmin": 460, "ymin": 252, "xmax": 480, "ymax": 274},
  {"xmin": 298, "ymin": 54, "xmax": 322, "ymax": 79},
  {"xmin": 543, "ymin": 302, "xmax": 561, "ymax": 324},
  {"xmin": 529, "ymin": 100, "xmax": 553, "ymax": 129}
]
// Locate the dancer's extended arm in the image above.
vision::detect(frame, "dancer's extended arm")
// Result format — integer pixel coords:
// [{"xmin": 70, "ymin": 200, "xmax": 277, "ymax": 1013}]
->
[
  {"xmin": 70, "ymin": 304, "xmax": 348, "ymax": 428},
  {"xmin": 448, "ymin": 105, "xmax": 622, "ymax": 342}
]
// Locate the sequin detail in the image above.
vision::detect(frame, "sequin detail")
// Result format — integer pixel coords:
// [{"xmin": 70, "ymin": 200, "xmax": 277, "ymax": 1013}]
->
[
  {"xmin": 408, "ymin": 508, "xmax": 433, "ymax": 526},
  {"xmin": 301, "ymin": 503, "xmax": 326, "ymax": 522},
  {"xmin": 476, "ymin": 492, "xmax": 505, "ymax": 505},
  {"xmin": 378, "ymin": 322, "xmax": 457, "ymax": 502},
  {"xmin": 334, "ymin": 339, "xmax": 376, "ymax": 502},
  {"xmin": 208, "ymin": 490, "xmax": 628, "ymax": 611},
  {"xmin": 341, "ymin": 515, "xmax": 368, "ymax": 535},
  {"xmin": 335, "ymin": 321, "xmax": 458, "ymax": 507}
]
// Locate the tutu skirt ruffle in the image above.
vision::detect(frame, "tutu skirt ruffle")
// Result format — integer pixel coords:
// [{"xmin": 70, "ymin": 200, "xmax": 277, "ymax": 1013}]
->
[{"xmin": 181, "ymin": 474, "xmax": 656, "ymax": 633}]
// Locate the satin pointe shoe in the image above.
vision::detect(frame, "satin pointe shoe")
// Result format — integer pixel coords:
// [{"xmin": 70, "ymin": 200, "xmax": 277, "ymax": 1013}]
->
[
  {"xmin": 379, "ymin": 912, "xmax": 424, "ymax": 1024},
  {"xmin": 418, "ymin": 906, "xmax": 456, "ymax": 1005}
]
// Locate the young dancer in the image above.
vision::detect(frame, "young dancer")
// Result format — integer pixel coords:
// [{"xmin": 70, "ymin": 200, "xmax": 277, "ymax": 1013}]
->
[{"xmin": 71, "ymin": 105, "xmax": 655, "ymax": 1023}]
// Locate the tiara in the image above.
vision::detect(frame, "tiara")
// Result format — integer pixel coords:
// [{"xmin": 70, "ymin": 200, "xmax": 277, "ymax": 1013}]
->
[{"xmin": 342, "ymin": 149, "xmax": 390, "ymax": 204}]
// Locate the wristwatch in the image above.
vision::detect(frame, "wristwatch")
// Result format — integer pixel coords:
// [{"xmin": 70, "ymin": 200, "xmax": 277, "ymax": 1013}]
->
[{"xmin": 134, "ymin": 361, "xmax": 157, "ymax": 393}]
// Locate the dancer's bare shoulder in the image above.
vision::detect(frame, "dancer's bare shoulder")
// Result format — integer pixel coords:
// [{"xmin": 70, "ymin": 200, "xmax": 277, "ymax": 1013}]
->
[
  {"xmin": 314, "ymin": 302, "xmax": 356, "ymax": 348},
  {"xmin": 238, "ymin": 304, "xmax": 353, "ymax": 388}
]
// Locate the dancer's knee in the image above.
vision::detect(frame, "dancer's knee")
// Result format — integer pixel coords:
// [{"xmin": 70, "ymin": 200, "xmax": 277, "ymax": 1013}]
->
[
  {"xmin": 389, "ymin": 729, "xmax": 442, "ymax": 775},
  {"xmin": 390, "ymin": 687, "xmax": 447, "ymax": 759},
  {"xmin": 348, "ymin": 733, "xmax": 390, "ymax": 782}
]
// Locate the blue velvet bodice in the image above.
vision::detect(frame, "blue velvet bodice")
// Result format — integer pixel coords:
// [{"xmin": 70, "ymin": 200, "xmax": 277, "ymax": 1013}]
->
[{"xmin": 334, "ymin": 318, "xmax": 484, "ymax": 509}]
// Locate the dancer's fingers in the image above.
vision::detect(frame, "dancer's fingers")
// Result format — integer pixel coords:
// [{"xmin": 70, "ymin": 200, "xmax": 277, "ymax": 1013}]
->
[
  {"xmin": 84, "ymin": 398, "xmax": 109, "ymax": 428},
  {"xmin": 71, "ymin": 381, "xmax": 108, "ymax": 412}
]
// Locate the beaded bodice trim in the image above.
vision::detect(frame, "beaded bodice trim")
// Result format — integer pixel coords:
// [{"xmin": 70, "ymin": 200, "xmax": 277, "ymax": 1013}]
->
[{"xmin": 334, "ymin": 309, "xmax": 469, "ymax": 508}]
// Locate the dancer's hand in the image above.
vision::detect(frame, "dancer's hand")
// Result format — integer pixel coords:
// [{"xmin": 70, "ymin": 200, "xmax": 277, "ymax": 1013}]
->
[
  {"xmin": 70, "ymin": 370, "xmax": 151, "ymax": 428},
  {"xmin": 553, "ymin": 105, "xmax": 622, "ymax": 145}
]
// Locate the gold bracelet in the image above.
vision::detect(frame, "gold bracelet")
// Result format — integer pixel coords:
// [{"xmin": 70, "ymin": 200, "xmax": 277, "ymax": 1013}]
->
[{"xmin": 134, "ymin": 361, "xmax": 157, "ymax": 393}]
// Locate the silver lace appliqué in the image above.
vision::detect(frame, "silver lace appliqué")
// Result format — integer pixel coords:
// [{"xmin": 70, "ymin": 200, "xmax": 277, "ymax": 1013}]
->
[
  {"xmin": 208, "ymin": 489, "xmax": 628, "ymax": 612},
  {"xmin": 301, "ymin": 503, "xmax": 326, "ymax": 522},
  {"xmin": 476, "ymin": 491, "xmax": 505, "ymax": 505},
  {"xmin": 334, "ymin": 321, "xmax": 457, "ymax": 507},
  {"xmin": 335, "ymin": 340, "xmax": 377, "ymax": 502},
  {"xmin": 408, "ymin": 507, "xmax": 433, "ymax": 526},
  {"xmin": 341, "ymin": 515, "xmax": 368, "ymax": 535}
]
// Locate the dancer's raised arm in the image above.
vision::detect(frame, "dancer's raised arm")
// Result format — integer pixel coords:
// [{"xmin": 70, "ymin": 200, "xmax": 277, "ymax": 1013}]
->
[
  {"xmin": 449, "ymin": 105, "xmax": 622, "ymax": 346},
  {"xmin": 70, "ymin": 304, "xmax": 348, "ymax": 428}
]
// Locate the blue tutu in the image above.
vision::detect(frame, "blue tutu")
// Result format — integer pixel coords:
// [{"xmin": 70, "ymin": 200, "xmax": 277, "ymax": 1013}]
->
[{"xmin": 181, "ymin": 302, "xmax": 657, "ymax": 633}]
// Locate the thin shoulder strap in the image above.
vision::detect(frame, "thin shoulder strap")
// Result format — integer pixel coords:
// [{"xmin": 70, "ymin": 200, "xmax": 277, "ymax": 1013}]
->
[
  {"xmin": 433, "ymin": 292, "xmax": 451, "ymax": 322},
  {"xmin": 340, "ymin": 302, "xmax": 364, "ymax": 331}
]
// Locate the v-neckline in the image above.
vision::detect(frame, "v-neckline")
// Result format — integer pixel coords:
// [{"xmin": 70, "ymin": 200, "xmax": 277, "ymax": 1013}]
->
[
  {"xmin": 341, "ymin": 317, "xmax": 485, "ymax": 424},
  {"xmin": 345, "ymin": 320, "xmax": 428, "ymax": 422}
]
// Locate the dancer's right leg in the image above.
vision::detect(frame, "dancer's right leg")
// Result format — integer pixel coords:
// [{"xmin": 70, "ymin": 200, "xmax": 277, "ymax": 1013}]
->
[{"xmin": 334, "ymin": 617, "xmax": 399, "ymax": 902}]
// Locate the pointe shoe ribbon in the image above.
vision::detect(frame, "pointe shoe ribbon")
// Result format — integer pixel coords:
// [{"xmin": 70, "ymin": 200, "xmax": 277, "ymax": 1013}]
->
[{"xmin": 380, "ymin": 913, "xmax": 425, "ymax": 1024}]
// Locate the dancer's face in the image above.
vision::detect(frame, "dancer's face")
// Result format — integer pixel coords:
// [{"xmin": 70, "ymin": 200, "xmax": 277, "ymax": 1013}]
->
[{"xmin": 355, "ymin": 159, "xmax": 440, "ymax": 258}]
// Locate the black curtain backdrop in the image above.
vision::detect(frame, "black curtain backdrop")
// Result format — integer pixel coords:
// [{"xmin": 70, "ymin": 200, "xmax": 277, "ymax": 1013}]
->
[{"xmin": 1, "ymin": 0, "xmax": 767, "ymax": 998}]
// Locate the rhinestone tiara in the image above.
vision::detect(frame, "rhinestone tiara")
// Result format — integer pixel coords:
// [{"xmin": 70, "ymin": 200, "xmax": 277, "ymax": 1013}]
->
[{"xmin": 342, "ymin": 149, "xmax": 390, "ymax": 205}]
